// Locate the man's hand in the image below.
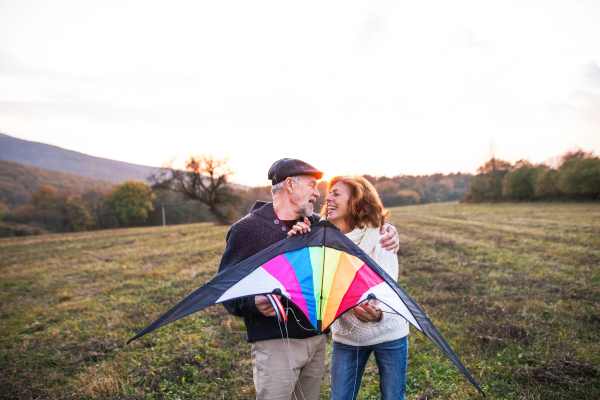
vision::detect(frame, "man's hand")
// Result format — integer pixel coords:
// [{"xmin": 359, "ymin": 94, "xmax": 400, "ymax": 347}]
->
[
  {"xmin": 353, "ymin": 301, "xmax": 382, "ymax": 323},
  {"xmin": 379, "ymin": 223, "xmax": 400, "ymax": 254},
  {"xmin": 255, "ymin": 295, "xmax": 279, "ymax": 317},
  {"xmin": 287, "ymin": 218, "xmax": 311, "ymax": 236}
]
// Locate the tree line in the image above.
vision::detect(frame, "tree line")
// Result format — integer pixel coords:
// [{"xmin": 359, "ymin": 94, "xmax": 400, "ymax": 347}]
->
[
  {"xmin": 0, "ymin": 155, "xmax": 271, "ymax": 237},
  {"xmin": 462, "ymin": 149, "xmax": 600, "ymax": 203},
  {"xmin": 5, "ymin": 148, "xmax": 594, "ymax": 237},
  {"xmin": 0, "ymin": 181, "xmax": 220, "ymax": 237},
  {"xmin": 364, "ymin": 172, "xmax": 473, "ymax": 207}
]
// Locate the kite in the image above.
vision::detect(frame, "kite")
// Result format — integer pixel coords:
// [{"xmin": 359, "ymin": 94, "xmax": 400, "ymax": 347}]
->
[{"xmin": 127, "ymin": 220, "xmax": 485, "ymax": 396}]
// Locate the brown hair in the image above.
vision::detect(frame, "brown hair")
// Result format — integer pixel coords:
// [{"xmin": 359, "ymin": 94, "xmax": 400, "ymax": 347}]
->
[{"xmin": 319, "ymin": 175, "xmax": 389, "ymax": 229}]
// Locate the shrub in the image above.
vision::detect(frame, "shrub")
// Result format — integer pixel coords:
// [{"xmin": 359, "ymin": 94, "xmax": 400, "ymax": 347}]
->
[
  {"xmin": 110, "ymin": 181, "xmax": 155, "ymax": 225},
  {"xmin": 503, "ymin": 162, "xmax": 545, "ymax": 201},
  {"xmin": 557, "ymin": 157, "xmax": 600, "ymax": 200},
  {"xmin": 535, "ymin": 169, "xmax": 560, "ymax": 199}
]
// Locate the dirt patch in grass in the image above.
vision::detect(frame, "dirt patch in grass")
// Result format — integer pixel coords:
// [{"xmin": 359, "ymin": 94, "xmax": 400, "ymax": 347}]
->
[
  {"xmin": 434, "ymin": 236, "xmax": 457, "ymax": 249},
  {"xmin": 62, "ymin": 338, "xmax": 120, "ymax": 363},
  {"xmin": 434, "ymin": 273, "xmax": 475, "ymax": 294},
  {"xmin": 473, "ymin": 320, "xmax": 530, "ymax": 345},
  {"xmin": 521, "ymin": 356, "xmax": 599, "ymax": 385}
]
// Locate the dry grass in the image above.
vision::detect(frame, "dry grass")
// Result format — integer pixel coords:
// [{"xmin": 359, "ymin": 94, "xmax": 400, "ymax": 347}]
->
[{"xmin": 1, "ymin": 203, "xmax": 599, "ymax": 399}]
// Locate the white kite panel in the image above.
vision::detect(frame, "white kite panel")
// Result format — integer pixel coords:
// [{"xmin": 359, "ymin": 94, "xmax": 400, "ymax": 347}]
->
[
  {"xmin": 356, "ymin": 282, "xmax": 423, "ymax": 332},
  {"xmin": 217, "ymin": 267, "xmax": 289, "ymax": 303}
]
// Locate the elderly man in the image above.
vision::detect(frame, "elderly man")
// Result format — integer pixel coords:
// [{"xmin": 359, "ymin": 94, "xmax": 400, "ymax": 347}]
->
[{"xmin": 218, "ymin": 158, "xmax": 399, "ymax": 400}]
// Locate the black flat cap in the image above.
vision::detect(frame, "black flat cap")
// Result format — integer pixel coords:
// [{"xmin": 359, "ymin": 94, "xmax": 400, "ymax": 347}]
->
[{"xmin": 268, "ymin": 158, "xmax": 324, "ymax": 185}]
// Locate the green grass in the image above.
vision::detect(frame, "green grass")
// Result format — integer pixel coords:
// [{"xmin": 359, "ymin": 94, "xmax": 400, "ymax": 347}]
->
[{"xmin": 1, "ymin": 203, "xmax": 599, "ymax": 399}]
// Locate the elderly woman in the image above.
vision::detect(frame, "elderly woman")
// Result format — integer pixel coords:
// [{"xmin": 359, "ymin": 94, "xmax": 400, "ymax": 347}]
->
[{"xmin": 289, "ymin": 175, "xmax": 409, "ymax": 400}]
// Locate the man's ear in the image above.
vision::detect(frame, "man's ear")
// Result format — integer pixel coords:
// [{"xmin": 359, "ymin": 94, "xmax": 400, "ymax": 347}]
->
[{"xmin": 285, "ymin": 177, "xmax": 294, "ymax": 194}]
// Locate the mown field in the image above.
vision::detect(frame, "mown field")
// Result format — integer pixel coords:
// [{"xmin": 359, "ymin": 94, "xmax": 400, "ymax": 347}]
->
[{"xmin": 1, "ymin": 202, "xmax": 599, "ymax": 399}]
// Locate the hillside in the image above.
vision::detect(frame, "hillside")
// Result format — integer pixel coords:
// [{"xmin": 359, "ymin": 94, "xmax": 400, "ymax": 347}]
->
[
  {"xmin": 0, "ymin": 133, "xmax": 159, "ymax": 183},
  {"xmin": 0, "ymin": 160, "xmax": 115, "ymax": 209}
]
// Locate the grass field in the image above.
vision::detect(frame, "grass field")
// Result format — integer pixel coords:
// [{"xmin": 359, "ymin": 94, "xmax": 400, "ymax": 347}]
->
[{"xmin": 1, "ymin": 202, "xmax": 599, "ymax": 399}]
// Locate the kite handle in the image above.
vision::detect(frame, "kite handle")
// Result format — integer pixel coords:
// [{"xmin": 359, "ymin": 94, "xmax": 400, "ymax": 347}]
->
[{"xmin": 266, "ymin": 293, "xmax": 288, "ymax": 323}]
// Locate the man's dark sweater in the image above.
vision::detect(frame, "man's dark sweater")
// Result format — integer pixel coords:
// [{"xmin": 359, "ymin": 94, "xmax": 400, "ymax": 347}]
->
[{"xmin": 217, "ymin": 201, "xmax": 321, "ymax": 343}]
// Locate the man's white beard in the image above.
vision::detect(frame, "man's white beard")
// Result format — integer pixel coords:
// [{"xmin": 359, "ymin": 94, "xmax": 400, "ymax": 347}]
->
[{"xmin": 296, "ymin": 202, "xmax": 314, "ymax": 218}]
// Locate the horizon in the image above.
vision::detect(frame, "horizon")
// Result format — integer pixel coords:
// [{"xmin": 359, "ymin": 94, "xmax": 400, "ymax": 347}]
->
[
  {"xmin": 5, "ymin": 131, "xmax": 596, "ymax": 188},
  {"xmin": 1, "ymin": 1, "xmax": 599, "ymax": 187}
]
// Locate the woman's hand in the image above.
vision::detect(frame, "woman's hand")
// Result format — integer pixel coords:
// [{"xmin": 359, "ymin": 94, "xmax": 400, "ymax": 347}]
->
[
  {"xmin": 353, "ymin": 301, "xmax": 382, "ymax": 323},
  {"xmin": 287, "ymin": 218, "xmax": 311, "ymax": 236}
]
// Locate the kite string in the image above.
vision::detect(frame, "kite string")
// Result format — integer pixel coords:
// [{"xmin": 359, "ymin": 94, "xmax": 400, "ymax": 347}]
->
[
  {"xmin": 332, "ymin": 309, "xmax": 365, "ymax": 400},
  {"xmin": 277, "ymin": 319, "xmax": 308, "ymax": 400},
  {"xmin": 351, "ymin": 328, "xmax": 360, "ymax": 400},
  {"xmin": 284, "ymin": 321, "xmax": 307, "ymax": 400},
  {"xmin": 286, "ymin": 308, "xmax": 317, "ymax": 332},
  {"xmin": 277, "ymin": 321, "xmax": 300, "ymax": 400}
]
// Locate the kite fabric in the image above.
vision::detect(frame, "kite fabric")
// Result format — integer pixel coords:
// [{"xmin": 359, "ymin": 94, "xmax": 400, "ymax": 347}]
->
[{"xmin": 127, "ymin": 220, "xmax": 485, "ymax": 396}]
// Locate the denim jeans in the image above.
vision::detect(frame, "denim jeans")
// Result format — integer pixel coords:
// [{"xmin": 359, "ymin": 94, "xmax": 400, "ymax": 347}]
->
[{"xmin": 330, "ymin": 336, "xmax": 408, "ymax": 400}]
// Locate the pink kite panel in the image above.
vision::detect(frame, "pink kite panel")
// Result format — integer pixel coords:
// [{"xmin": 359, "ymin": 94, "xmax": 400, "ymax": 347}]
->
[
  {"xmin": 334, "ymin": 264, "xmax": 385, "ymax": 321},
  {"xmin": 261, "ymin": 255, "xmax": 309, "ymax": 318}
]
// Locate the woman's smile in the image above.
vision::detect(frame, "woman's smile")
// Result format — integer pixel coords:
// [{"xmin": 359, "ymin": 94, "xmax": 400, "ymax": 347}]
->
[{"xmin": 325, "ymin": 182, "xmax": 353, "ymax": 233}]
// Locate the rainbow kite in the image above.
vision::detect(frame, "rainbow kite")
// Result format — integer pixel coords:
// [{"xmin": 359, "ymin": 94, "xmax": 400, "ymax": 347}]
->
[{"xmin": 127, "ymin": 220, "xmax": 485, "ymax": 396}]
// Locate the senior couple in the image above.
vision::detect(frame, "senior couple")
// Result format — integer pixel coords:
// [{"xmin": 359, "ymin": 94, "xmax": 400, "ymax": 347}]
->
[{"xmin": 218, "ymin": 158, "xmax": 409, "ymax": 400}]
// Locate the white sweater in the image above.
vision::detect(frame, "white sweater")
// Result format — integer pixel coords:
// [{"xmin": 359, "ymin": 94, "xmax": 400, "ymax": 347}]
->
[{"xmin": 332, "ymin": 226, "xmax": 410, "ymax": 346}]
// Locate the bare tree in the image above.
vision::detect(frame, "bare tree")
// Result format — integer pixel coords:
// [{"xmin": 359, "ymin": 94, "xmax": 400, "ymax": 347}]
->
[{"xmin": 150, "ymin": 154, "xmax": 240, "ymax": 225}]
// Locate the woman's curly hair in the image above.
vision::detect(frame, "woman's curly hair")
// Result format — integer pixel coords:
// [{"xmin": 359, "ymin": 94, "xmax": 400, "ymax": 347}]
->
[{"xmin": 319, "ymin": 175, "xmax": 389, "ymax": 229}]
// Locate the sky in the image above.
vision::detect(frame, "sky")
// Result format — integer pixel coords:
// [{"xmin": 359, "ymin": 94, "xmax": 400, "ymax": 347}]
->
[{"xmin": 0, "ymin": 0, "xmax": 599, "ymax": 186}]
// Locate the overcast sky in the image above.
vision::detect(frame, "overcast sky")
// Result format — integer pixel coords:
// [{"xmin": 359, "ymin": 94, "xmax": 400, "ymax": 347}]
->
[{"xmin": 0, "ymin": 0, "xmax": 599, "ymax": 186}]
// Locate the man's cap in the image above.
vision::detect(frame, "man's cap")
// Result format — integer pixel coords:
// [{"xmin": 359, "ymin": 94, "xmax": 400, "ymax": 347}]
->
[{"xmin": 268, "ymin": 158, "xmax": 324, "ymax": 185}]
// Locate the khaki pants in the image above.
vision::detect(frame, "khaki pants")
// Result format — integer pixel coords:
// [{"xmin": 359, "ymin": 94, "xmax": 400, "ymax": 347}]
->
[{"xmin": 251, "ymin": 335, "xmax": 326, "ymax": 400}]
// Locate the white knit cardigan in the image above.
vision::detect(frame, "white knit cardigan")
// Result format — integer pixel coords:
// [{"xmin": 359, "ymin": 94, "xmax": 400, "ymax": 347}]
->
[{"xmin": 332, "ymin": 225, "xmax": 409, "ymax": 346}]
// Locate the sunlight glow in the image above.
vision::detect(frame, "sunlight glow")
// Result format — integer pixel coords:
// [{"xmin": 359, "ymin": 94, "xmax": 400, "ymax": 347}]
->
[{"xmin": 0, "ymin": 0, "xmax": 599, "ymax": 186}]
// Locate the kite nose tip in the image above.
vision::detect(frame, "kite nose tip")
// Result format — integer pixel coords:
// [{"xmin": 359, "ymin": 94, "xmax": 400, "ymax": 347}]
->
[{"xmin": 367, "ymin": 293, "xmax": 377, "ymax": 301}]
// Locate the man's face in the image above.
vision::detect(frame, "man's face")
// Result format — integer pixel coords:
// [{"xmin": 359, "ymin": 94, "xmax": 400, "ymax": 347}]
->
[{"xmin": 291, "ymin": 176, "xmax": 320, "ymax": 218}]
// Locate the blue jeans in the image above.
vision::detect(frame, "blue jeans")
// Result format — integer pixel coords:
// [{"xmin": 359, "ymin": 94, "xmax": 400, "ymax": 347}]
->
[{"xmin": 331, "ymin": 336, "xmax": 408, "ymax": 400}]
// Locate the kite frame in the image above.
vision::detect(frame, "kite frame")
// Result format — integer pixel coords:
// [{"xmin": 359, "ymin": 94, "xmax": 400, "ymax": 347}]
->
[{"xmin": 127, "ymin": 220, "xmax": 485, "ymax": 397}]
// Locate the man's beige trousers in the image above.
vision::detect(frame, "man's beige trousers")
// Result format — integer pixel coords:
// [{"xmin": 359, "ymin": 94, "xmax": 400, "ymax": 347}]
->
[{"xmin": 251, "ymin": 335, "xmax": 327, "ymax": 400}]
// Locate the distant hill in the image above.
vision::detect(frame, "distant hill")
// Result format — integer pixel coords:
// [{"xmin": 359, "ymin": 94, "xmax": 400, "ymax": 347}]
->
[
  {"xmin": 0, "ymin": 133, "xmax": 159, "ymax": 183},
  {"xmin": 0, "ymin": 160, "xmax": 115, "ymax": 209}
]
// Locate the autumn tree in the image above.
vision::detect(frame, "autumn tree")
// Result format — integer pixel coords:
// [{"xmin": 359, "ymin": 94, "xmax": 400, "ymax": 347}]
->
[
  {"xmin": 110, "ymin": 181, "xmax": 154, "ymax": 226},
  {"xmin": 16, "ymin": 186, "xmax": 95, "ymax": 232},
  {"xmin": 462, "ymin": 150, "xmax": 513, "ymax": 203},
  {"xmin": 151, "ymin": 155, "xmax": 240, "ymax": 224},
  {"xmin": 65, "ymin": 197, "xmax": 95, "ymax": 231},
  {"xmin": 374, "ymin": 180, "xmax": 400, "ymax": 195},
  {"xmin": 396, "ymin": 190, "xmax": 420, "ymax": 204}
]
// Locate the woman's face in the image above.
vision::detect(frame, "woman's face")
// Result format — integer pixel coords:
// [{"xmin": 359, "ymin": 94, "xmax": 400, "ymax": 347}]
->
[{"xmin": 325, "ymin": 181, "xmax": 352, "ymax": 223}]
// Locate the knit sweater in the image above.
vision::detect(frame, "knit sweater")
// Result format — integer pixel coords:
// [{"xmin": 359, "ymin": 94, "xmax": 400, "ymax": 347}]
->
[
  {"xmin": 332, "ymin": 226, "xmax": 410, "ymax": 346},
  {"xmin": 217, "ymin": 201, "xmax": 322, "ymax": 343}
]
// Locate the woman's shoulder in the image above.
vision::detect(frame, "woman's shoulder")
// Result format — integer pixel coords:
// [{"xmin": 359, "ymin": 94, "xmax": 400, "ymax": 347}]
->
[{"xmin": 365, "ymin": 225, "xmax": 386, "ymax": 240}]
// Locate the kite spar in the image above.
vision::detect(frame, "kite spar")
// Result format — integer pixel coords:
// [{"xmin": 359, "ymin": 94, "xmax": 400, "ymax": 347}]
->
[{"xmin": 127, "ymin": 220, "xmax": 485, "ymax": 397}]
